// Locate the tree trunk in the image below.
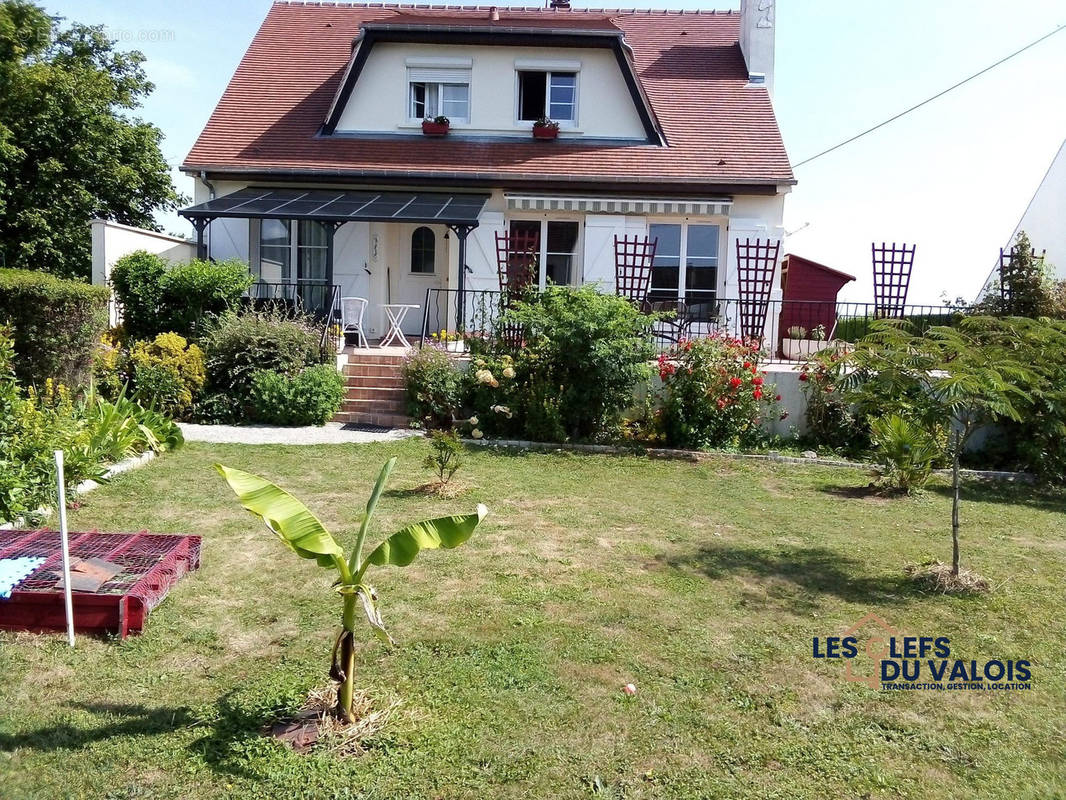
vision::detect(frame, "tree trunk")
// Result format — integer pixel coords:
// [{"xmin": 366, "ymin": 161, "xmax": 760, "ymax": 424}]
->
[
  {"xmin": 337, "ymin": 595, "xmax": 358, "ymax": 722},
  {"xmin": 951, "ymin": 430, "xmax": 961, "ymax": 577}
]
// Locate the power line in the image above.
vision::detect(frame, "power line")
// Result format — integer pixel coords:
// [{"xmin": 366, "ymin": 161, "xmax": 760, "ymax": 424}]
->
[{"xmin": 793, "ymin": 23, "xmax": 1066, "ymax": 169}]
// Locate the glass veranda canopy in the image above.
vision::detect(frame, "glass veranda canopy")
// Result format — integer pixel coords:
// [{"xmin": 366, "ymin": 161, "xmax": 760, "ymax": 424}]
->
[{"xmin": 179, "ymin": 187, "xmax": 490, "ymax": 226}]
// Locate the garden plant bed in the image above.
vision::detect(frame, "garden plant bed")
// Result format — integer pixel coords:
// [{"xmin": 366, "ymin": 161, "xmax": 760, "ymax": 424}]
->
[
  {"xmin": 0, "ymin": 438, "xmax": 1062, "ymax": 798},
  {"xmin": 0, "ymin": 529, "xmax": 201, "ymax": 638}
]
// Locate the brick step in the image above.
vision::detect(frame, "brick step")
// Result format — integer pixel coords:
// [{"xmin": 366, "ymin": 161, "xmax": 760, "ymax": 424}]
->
[
  {"xmin": 332, "ymin": 410, "xmax": 412, "ymax": 429},
  {"xmin": 345, "ymin": 386, "xmax": 406, "ymax": 402},
  {"xmin": 345, "ymin": 364, "xmax": 406, "ymax": 378},
  {"xmin": 343, "ymin": 354, "xmax": 407, "ymax": 366},
  {"xmin": 342, "ymin": 398, "xmax": 407, "ymax": 415},
  {"xmin": 345, "ymin": 373, "xmax": 405, "ymax": 388}
]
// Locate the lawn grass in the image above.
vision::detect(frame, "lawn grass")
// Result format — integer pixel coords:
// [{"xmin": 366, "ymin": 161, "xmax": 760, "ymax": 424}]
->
[{"xmin": 1, "ymin": 438, "xmax": 1063, "ymax": 799}]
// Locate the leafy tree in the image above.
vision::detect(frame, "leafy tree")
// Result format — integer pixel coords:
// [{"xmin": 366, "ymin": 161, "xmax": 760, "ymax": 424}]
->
[
  {"xmin": 842, "ymin": 318, "xmax": 1037, "ymax": 578},
  {"xmin": 0, "ymin": 1, "xmax": 181, "ymax": 279},
  {"xmin": 978, "ymin": 231, "xmax": 1056, "ymax": 318}
]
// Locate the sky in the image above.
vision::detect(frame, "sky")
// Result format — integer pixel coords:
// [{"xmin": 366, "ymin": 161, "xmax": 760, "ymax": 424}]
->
[{"xmin": 43, "ymin": 0, "xmax": 1066, "ymax": 303}]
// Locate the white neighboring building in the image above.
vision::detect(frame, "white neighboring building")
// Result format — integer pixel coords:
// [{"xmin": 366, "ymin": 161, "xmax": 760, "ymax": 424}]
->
[{"xmin": 990, "ymin": 137, "xmax": 1066, "ymax": 288}]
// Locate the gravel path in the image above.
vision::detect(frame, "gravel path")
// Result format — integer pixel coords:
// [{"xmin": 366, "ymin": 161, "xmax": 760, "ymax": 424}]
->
[{"xmin": 179, "ymin": 422, "xmax": 420, "ymax": 445}]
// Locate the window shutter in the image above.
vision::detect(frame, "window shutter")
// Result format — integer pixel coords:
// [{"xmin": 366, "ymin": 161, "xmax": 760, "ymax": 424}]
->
[{"xmin": 408, "ymin": 67, "xmax": 471, "ymax": 84}]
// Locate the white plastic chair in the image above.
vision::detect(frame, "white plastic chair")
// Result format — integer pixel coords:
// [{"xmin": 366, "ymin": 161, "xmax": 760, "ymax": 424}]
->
[{"xmin": 341, "ymin": 296, "xmax": 369, "ymax": 349}]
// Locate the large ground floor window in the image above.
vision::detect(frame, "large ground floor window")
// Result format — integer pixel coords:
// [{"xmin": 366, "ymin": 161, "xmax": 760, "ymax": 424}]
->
[
  {"xmin": 507, "ymin": 219, "xmax": 581, "ymax": 290},
  {"xmin": 252, "ymin": 219, "xmax": 329, "ymax": 286},
  {"xmin": 648, "ymin": 222, "xmax": 722, "ymax": 322}
]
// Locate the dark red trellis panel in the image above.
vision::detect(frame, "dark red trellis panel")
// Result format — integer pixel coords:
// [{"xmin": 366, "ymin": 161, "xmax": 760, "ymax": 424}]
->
[
  {"xmin": 871, "ymin": 242, "xmax": 916, "ymax": 318},
  {"xmin": 614, "ymin": 234, "xmax": 658, "ymax": 306},
  {"xmin": 495, "ymin": 230, "xmax": 539, "ymax": 292},
  {"xmin": 998, "ymin": 245, "xmax": 1046, "ymax": 307},
  {"xmin": 735, "ymin": 237, "xmax": 781, "ymax": 341}
]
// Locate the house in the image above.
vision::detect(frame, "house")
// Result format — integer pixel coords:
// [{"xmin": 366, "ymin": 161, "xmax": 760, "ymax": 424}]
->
[{"xmin": 177, "ymin": 0, "xmax": 794, "ymax": 342}]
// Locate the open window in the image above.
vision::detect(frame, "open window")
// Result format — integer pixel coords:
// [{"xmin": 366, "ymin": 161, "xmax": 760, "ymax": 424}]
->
[
  {"xmin": 408, "ymin": 66, "xmax": 470, "ymax": 122},
  {"xmin": 517, "ymin": 71, "xmax": 577, "ymax": 123}
]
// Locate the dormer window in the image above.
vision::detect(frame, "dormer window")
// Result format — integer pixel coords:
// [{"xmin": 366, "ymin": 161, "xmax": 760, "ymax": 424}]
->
[
  {"xmin": 516, "ymin": 65, "xmax": 579, "ymax": 124},
  {"xmin": 407, "ymin": 65, "xmax": 471, "ymax": 123}
]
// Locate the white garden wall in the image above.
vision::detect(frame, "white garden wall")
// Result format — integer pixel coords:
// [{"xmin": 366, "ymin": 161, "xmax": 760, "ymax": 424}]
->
[{"xmin": 90, "ymin": 219, "xmax": 197, "ymax": 325}]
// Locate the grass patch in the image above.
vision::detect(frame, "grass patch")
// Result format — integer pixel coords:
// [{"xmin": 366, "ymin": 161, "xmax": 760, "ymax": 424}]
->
[{"xmin": 0, "ymin": 439, "xmax": 1063, "ymax": 798}]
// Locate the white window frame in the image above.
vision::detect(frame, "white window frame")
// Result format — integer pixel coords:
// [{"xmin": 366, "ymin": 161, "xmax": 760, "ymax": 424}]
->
[
  {"xmin": 647, "ymin": 218, "xmax": 726, "ymax": 303},
  {"xmin": 514, "ymin": 61, "xmax": 581, "ymax": 127},
  {"xmin": 506, "ymin": 215, "xmax": 583, "ymax": 291},
  {"xmin": 250, "ymin": 218, "xmax": 329, "ymax": 285},
  {"xmin": 407, "ymin": 66, "xmax": 471, "ymax": 124}
]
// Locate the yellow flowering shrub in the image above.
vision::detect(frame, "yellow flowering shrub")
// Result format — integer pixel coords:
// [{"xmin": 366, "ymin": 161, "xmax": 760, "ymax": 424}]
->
[{"xmin": 128, "ymin": 332, "xmax": 206, "ymax": 416}]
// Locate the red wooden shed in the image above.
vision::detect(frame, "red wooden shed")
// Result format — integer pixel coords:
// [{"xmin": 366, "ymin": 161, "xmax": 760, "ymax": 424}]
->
[{"xmin": 778, "ymin": 254, "xmax": 856, "ymax": 355}]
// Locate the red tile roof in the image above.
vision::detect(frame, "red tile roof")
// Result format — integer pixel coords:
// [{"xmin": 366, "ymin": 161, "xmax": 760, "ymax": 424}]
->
[{"xmin": 183, "ymin": 3, "xmax": 794, "ymax": 192}]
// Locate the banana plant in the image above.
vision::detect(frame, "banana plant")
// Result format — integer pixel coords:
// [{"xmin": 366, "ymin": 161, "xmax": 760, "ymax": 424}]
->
[{"xmin": 215, "ymin": 457, "xmax": 487, "ymax": 722}]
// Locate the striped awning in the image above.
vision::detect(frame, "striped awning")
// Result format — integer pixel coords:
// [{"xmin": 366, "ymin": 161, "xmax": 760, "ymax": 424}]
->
[{"xmin": 504, "ymin": 193, "xmax": 732, "ymax": 216}]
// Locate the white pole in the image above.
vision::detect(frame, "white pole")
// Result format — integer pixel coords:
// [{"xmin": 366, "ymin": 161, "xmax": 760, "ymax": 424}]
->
[{"xmin": 54, "ymin": 450, "xmax": 75, "ymax": 647}]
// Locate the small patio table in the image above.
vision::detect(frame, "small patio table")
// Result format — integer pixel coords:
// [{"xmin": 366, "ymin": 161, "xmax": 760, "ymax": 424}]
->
[{"xmin": 380, "ymin": 303, "xmax": 420, "ymax": 348}]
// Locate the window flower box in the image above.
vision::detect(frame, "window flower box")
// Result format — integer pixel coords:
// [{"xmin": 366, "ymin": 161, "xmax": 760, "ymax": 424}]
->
[
  {"xmin": 422, "ymin": 116, "xmax": 450, "ymax": 137},
  {"xmin": 532, "ymin": 117, "xmax": 560, "ymax": 141}
]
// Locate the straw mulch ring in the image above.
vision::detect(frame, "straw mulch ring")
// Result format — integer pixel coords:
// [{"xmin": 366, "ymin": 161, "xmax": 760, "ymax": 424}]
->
[
  {"xmin": 906, "ymin": 561, "xmax": 991, "ymax": 594},
  {"xmin": 267, "ymin": 683, "xmax": 399, "ymax": 757}
]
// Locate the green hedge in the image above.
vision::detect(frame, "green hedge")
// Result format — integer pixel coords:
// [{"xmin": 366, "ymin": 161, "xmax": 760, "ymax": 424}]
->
[
  {"xmin": 110, "ymin": 251, "xmax": 253, "ymax": 340},
  {"xmin": 0, "ymin": 268, "xmax": 109, "ymax": 388}
]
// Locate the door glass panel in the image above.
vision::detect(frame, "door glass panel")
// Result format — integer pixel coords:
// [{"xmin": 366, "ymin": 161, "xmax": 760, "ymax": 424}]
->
[
  {"xmin": 258, "ymin": 219, "xmax": 290, "ymax": 284},
  {"xmin": 685, "ymin": 224, "xmax": 720, "ymax": 321},
  {"xmin": 508, "ymin": 220, "xmax": 541, "ymax": 289},
  {"xmin": 297, "ymin": 220, "xmax": 328, "ymax": 313},
  {"xmin": 545, "ymin": 221, "xmax": 579, "ymax": 286},
  {"xmin": 648, "ymin": 223, "xmax": 681, "ymax": 304}
]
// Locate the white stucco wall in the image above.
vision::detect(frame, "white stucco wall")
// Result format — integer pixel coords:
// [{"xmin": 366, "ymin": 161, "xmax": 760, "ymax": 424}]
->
[
  {"xmin": 335, "ymin": 42, "xmax": 647, "ymax": 139},
  {"xmin": 189, "ymin": 180, "xmax": 788, "ymax": 340},
  {"xmin": 1009, "ymin": 138, "xmax": 1066, "ymax": 281},
  {"xmin": 90, "ymin": 219, "xmax": 197, "ymax": 325}
]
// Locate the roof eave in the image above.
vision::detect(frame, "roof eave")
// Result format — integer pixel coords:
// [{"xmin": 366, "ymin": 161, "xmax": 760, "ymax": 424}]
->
[{"xmin": 179, "ymin": 163, "xmax": 794, "ymax": 194}]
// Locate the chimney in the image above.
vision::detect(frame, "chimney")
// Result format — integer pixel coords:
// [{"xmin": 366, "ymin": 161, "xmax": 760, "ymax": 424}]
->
[
  {"xmin": 488, "ymin": 6, "xmax": 499, "ymax": 21},
  {"xmin": 739, "ymin": 0, "xmax": 775, "ymax": 96},
  {"xmin": 549, "ymin": 0, "xmax": 571, "ymax": 8}
]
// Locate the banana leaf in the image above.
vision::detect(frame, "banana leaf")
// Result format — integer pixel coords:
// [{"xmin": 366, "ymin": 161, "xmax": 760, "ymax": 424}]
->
[
  {"xmin": 366, "ymin": 504, "xmax": 487, "ymax": 568},
  {"xmin": 215, "ymin": 464, "xmax": 343, "ymax": 566}
]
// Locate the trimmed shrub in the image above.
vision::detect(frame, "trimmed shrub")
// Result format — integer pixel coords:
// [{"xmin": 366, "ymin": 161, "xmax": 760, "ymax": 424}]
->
[
  {"xmin": 128, "ymin": 332, "xmax": 206, "ymax": 417},
  {"xmin": 659, "ymin": 334, "xmax": 780, "ymax": 450},
  {"xmin": 197, "ymin": 309, "xmax": 324, "ymax": 422},
  {"xmin": 0, "ymin": 268, "xmax": 109, "ymax": 388},
  {"xmin": 110, "ymin": 251, "xmax": 253, "ymax": 340},
  {"xmin": 249, "ymin": 365, "xmax": 345, "ymax": 426},
  {"xmin": 109, "ymin": 251, "xmax": 165, "ymax": 341}
]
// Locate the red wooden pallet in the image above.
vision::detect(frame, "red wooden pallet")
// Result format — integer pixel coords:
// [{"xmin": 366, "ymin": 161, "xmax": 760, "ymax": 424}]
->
[{"xmin": 0, "ymin": 530, "xmax": 201, "ymax": 638}]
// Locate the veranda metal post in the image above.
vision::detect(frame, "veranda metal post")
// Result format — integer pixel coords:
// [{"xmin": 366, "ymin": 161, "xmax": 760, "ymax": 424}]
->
[{"xmin": 54, "ymin": 450, "xmax": 75, "ymax": 647}]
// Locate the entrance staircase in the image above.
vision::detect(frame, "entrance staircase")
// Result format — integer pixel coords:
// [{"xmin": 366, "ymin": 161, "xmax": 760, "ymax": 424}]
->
[{"xmin": 333, "ymin": 351, "xmax": 411, "ymax": 428}]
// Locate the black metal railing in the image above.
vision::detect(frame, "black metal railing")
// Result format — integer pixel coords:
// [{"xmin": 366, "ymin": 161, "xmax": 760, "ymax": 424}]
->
[
  {"xmin": 244, "ymin": 281, "xmax": 342, "ymax": 361},
  {"xmin": 419, "ymin": 287, "xmax": 974, "ymax": 356}
]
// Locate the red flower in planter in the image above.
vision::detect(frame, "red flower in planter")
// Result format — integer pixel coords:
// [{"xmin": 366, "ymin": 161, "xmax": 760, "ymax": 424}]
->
[
  {"xmin": 775, "ymin": 394, "xmax": 782, "ymax": 401},
  {"xmin": 729, "ymin": 376, "xmax": 742, "ymax": 389},
  {"xmin": 798, "ymin": 372, "xmax": 809, "ymax": 382},
  {"xmin": 743, "ymin": 361, "xmax": 751, "ymax": 369},
  {"xmin": 753, "ymin": 389, "xmax": 763, "ymax": 400},
  {"xmin": 753, "ymin": 377, "xmax": 764, "ymax": 386}
]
